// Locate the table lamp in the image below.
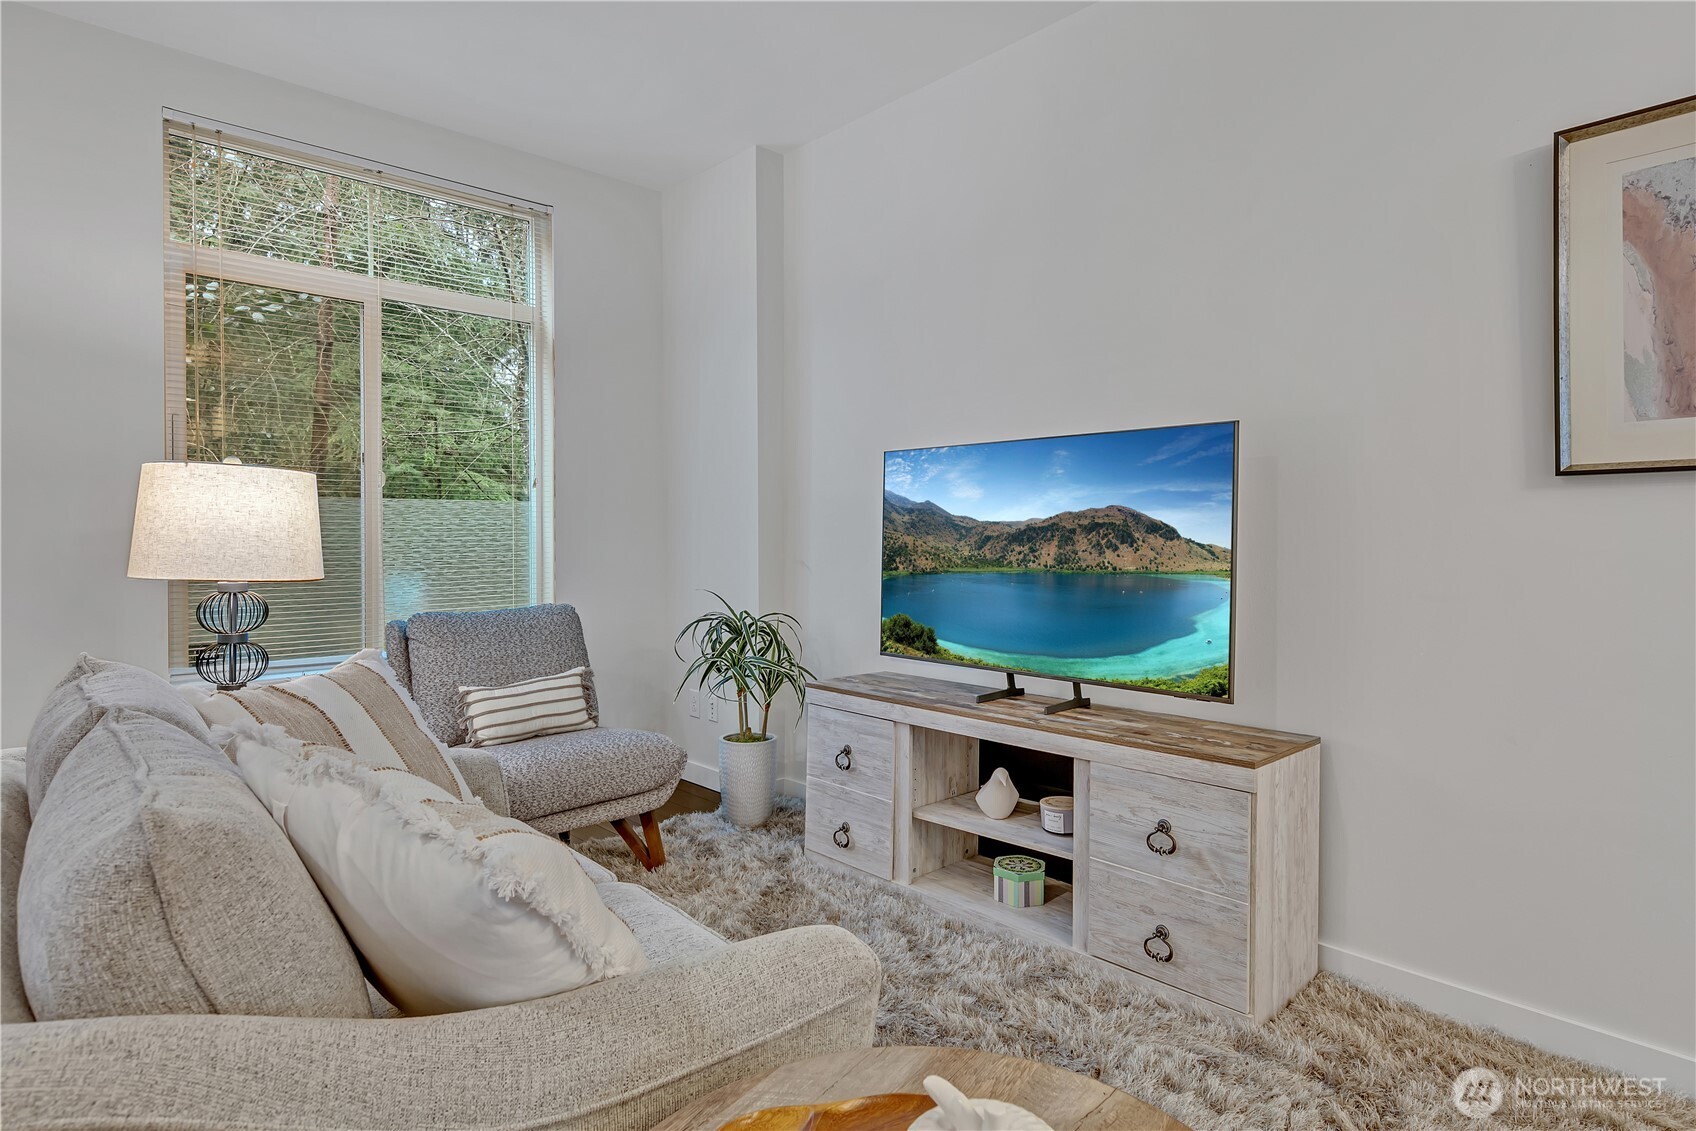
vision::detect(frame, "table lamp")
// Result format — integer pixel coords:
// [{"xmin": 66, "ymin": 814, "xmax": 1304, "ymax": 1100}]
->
[{"xmin": 128, "ymin": 459, "xmax": 324, "ymax": 689}]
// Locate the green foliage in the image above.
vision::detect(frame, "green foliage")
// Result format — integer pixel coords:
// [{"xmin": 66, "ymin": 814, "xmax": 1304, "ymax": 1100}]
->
[
  {"xmin": 879, "ymin": 615, "xmax": 975, "ymax": 664},
  {"xmin": 184, "ymin": 278, "xmax": 363, "ymax": 496},
  {"xmin": 880, "ymin": 613, "xmax": 938, "ymax": 655},
  {"xmin": 1130, "ymin": 664, "xmax": 1231, "ymax": 698},
  {"xmin": 379, "ymin": 302, "xmax": 530, "ymax": 502},
  {"xmin": 170, "ymin": 137, "xmax": 535, "ymax": 505},
  {"xmin": 167, "ymin": 135, "xmax": 531, "ymax": 302},
  {"xmin": 675, "ymin": 593, "xmax": 816, "ymax": 741}
]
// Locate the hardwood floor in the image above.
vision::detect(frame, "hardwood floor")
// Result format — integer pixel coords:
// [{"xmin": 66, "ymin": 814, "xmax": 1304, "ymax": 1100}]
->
[{"xmin": 568, "ymin": 780, "xmax": 720, "ymax": 845}]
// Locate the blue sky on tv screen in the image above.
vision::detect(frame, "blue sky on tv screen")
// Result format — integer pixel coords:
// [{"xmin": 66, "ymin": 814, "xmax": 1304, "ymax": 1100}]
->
[{"xmin": 884, "ymin": 422, "xmax": 1235, "ymax": 548}]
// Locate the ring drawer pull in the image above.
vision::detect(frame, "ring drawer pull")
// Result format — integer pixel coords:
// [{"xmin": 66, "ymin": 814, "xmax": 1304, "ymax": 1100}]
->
[
  {"xmin": 1146, "ymin": 819, "xmax": 1177, "ymax": 856},
  {"xmin": 1143, "ymin": 924, "xmax": 1174, "ymax": 963},
  {"xmin": 835, "ymin": 745, "xmax": 853, "ymax": 771},
  {"xmin": 832, "ymin": 822, "xmax": 852, "ymax": 848}
]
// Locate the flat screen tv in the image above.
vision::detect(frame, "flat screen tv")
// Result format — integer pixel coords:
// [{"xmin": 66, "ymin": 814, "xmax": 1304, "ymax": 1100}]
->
[{"xmin": 881, "ymin": 420, "xmax": 1237, "ymax": 702}]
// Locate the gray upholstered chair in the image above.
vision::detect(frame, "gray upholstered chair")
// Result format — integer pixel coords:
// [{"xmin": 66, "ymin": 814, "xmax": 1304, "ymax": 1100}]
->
[{"xmin": 386, "ymin": 604, "xmax": 685, "ymax": 870}]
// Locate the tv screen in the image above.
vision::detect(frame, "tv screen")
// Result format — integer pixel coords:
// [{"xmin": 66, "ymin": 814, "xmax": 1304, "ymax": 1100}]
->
[{"xmin": 881, "ymin": 421, "xmax": 1237, "ymax": 701}]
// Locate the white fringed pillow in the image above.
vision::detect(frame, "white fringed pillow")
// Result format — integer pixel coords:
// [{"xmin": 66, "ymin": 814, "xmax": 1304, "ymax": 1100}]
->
[
  {"xmin": 215, "ymin": 720, "xmax": 647, "ymax": 1015},
  {"xmin": 458, "ymin": 667, "xmax": 597, "ymax": 747}
]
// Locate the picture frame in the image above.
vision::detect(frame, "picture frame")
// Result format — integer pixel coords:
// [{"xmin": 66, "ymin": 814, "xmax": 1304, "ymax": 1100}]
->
[{"xmin": 1555, "ymin": 96, "xmax": 1696, "ymax": 475}]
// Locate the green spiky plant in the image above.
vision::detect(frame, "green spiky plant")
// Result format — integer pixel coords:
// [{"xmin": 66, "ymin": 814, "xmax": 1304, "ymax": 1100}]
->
[{"xmin": 675, "ymin": 592, "xmax": 815, "ymax": 742}]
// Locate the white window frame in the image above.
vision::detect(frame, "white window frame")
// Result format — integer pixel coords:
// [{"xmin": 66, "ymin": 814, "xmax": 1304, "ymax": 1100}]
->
[{"xmin": 162, "ymin": 116, "xmax": 555, "ymax": 675}]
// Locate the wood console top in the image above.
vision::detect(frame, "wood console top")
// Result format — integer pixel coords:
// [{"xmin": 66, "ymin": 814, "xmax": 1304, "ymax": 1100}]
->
[{"xmin": 808, "ymin": 671, "xmax": 1318, "ymax": 769}]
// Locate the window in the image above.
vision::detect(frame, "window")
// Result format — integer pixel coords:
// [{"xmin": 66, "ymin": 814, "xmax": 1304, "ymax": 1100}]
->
[{"xmin": 163, "ymin": 118, "xmax": 552, "ymax": 673}]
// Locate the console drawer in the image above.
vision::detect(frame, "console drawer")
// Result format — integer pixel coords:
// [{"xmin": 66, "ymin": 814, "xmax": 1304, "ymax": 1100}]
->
[
  {"xmin": 1087, "ymin": 859, "xmax": 1249, "ymax": 1012},
  {"xmin": 1090, "ymin": 763, "xmax": 1251, "ymax": 901},
  {"xmin": 806, "ymin": 705, "xmax": 895, "ymax": 800},
  {"xmin": 804, "ymin": 776, "xmax": 893, "ymax": 880}
]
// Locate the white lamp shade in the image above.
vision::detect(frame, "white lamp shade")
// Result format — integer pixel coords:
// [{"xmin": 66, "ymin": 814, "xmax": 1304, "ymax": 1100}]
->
[{"xmin": 128, "ymin": 461, "xmax": 324, "ymax": 582}]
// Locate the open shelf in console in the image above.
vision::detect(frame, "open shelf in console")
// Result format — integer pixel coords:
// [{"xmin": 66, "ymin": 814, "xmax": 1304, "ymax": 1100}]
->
[
  {"xmin": 912, "ymin": 794, "xmax": 1076, "ymax": 861},
  {"xmin": 907, "ymin": 855, "xmax": 1073, "ymax": 949}
]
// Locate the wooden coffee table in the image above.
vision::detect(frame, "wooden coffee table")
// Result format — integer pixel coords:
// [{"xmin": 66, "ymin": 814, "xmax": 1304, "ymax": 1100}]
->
[{"xmin": 650, "ymin": 1045, "xmax": 1190, "ymax": 1130}]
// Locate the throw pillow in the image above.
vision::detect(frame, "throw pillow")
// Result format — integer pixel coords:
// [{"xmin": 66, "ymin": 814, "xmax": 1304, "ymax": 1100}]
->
[
  {"xmin": 218, "ymin": 720, "xmax": 649, "ymax": 1015},
  {"xmin": 459, "ymin": 666, "xmax": 597, "ymax": 747},
  {"xmin": 25, "ymin": 654, "xmax": 214, "ymax": 813},
  {"xmin": 187, "ymin": 649, "xmax": 471, "ymax": 802},
  {"xmin": 17, "ymin": 709, "xmax": 373, "ymax": 1021},
  {"xmin": 400, "ymin": 605, "xmax": 599, "ymax": 746}
]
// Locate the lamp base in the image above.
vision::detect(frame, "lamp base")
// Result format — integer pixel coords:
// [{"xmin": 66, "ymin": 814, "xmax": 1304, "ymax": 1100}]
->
[{"xmin": 194, "ymin": 583, "xmax": 270, "ymax": 690}]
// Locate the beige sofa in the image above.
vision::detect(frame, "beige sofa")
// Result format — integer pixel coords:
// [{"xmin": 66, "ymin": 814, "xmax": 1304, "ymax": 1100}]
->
[{"xmin": 0, "ymin": 660, "xmax": 880, "ymax": 1130}]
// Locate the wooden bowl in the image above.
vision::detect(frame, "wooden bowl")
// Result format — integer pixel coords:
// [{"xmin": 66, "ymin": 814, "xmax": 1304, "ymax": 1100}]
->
[{"xmin": 717, "ymin": 1092, "xmax": 935, "ymax": 1131}]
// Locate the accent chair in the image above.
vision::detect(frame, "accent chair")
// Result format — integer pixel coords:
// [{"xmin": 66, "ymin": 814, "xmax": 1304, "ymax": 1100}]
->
[{"xmin": 386, "ymin": 604, "xmax": 685, "ymax": 869}]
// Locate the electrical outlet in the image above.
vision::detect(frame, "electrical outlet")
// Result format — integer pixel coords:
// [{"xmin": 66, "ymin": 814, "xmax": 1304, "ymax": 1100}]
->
[
  {"xmin": 689, "ymin": 691, "xmax": 700, "ymax": 719},
  {"xmin": 707, "ymin": 696, "xmax": 720, "ymax": 724}
]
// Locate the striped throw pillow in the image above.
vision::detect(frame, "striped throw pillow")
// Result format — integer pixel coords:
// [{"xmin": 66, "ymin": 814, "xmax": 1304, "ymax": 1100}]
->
[
  {"xmin": 459, "ymin": 668, "xmax": 597, "ymax": 747},
  {"xmin": 186, "ymin": 650, "xmax": 472, "ymax": 802}
]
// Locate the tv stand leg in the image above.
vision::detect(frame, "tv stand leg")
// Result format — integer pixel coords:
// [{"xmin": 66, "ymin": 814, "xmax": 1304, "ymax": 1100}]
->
[
  {"xmin": 975, "ymin": 672, "xmax": 1026, "ymax": 704},
  {"xmin": 1042, "ymin": 682, "xmax": 1093, "ymax": 715}
]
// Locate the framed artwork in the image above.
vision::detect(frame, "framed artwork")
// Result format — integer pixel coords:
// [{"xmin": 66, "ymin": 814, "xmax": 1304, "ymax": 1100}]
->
[{"xmin": 1555, "ymin": 96, "xmax": 1696, "ymax": 475}]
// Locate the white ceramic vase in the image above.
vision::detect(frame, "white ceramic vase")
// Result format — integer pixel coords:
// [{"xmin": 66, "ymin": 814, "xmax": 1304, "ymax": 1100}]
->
[
  {"xmin": 719, "ymin": 733, "xmax": 777, "ymax": 828},
  {"xmin": 975, "ymin": 766, "xmax": 1019, "ymax": 820}
]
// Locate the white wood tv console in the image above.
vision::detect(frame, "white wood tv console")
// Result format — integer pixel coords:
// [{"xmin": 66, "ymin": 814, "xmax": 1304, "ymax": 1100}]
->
[{"xmin": 802, "ymin": 671, "xmax": 1321, "ymax": 1023}]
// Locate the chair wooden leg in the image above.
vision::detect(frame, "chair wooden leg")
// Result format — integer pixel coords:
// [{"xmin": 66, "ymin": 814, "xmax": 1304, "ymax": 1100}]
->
[{"xmin": 611, "ymin": 810, "xmax": 666, "ymax": 871}]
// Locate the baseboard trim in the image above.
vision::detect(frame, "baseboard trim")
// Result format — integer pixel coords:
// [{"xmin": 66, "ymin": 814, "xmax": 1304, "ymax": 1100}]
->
[
  {"xmin": 680, "ymin": 757, "xmax": 804, "ymax": 799},
  {"xmin": 680, "ymin": 758, "xmax": 717, "ymax": 790},
  {"xmin": 1319, "ymin": 942, "xmax": 1694, "ymax": 1095}
]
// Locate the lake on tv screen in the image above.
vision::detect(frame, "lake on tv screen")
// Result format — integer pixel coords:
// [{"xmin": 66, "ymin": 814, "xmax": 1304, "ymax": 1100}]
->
[{"xmin": 880, "ymin": 423, "xmax": 1234, "ymax": 697}]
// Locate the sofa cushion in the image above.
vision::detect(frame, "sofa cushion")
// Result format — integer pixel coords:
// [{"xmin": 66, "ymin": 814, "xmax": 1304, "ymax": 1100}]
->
[
  {"xmin": 24, "ymin": 654, "xmax": 212, "ymax": 814},
  {"xmin": 186, "ymin": 650, "xmax": 471, "ymax": 802},
  {"xmin": 2, "ymin": 753, "xmax": 34, "ymax": 1023},
  {"xmin": 223, "ymin": 724, "xmax": 649, "ymax": 1016},
  {"xmin": 571, "ymin": 846, "xmax": 617, "ymax": 884},
  {"xmin": 449, "ymin": 747, "xmax": 510, "ymax": 817},
  {"xmin": 596, "ymin": 882, "xmax": 725, "ymax": 966},
  {"xmin": 476, "ymin": 728, "xmax": 687, "ymax": 821},
  {"xmin": 403, "ymin": 605, "xmax": 598, "ymax": 746},
  {"xmin": 16, "ymin": 710, "xmax": 372, "ymax": 1022}
]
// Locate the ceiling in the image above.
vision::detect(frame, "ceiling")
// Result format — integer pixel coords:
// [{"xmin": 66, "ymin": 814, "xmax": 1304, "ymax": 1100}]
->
[{"xmin": 40, "ymin": 1, "xmax": 1087, "ymax": 188}]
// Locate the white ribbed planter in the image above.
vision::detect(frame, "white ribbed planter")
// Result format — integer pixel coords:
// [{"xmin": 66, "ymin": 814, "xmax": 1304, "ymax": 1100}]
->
[{"xmin": 718, "ymin": 734, "xmax": 777, "ymax": 828}]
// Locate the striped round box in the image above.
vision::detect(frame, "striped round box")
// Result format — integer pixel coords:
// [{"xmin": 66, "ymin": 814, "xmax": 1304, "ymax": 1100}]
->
[{"xmin": 991, "ymin": 854, "xmax": 1045, "ymax": 908}]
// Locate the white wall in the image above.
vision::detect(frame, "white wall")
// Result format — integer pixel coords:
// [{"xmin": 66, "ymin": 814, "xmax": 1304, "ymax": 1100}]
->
[
  {"xmin": 0, "ymin": 6, "xmax": 671, "ymax": 744},
  {"xmin": 783, "ymin": 1, "xmax": 1695, "ymax": 1084},
  {"xmin": 663, "ymin": 151, "xmax": 760, "ymax": 773},
  {"xmin": 661, "ymin": 147, "xmax": 794, "ymax": 786}
]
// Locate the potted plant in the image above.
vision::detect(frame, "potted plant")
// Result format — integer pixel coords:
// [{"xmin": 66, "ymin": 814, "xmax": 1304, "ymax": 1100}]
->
[{"xmin": 675, "ymin": 593, "xmax": 814, "ymax": 828}]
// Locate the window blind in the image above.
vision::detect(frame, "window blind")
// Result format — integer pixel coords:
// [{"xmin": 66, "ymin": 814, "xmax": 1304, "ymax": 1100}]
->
[
  {"xmin": 163, "ymin": 119, "xmax": 552, "ymax": 672},
  {"xmin": 380, "ymin": 300, "xmax": 537, "ymax": 625},
  {"xmin": 175, "ymin": 275, "xmax": 366, "ymax": 663}
]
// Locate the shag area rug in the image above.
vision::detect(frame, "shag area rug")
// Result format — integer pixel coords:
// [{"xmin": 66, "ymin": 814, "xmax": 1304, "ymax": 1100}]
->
[{"xmin": 576, "ymin": 802, "xmax": 1693, "ymax": 1130}]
